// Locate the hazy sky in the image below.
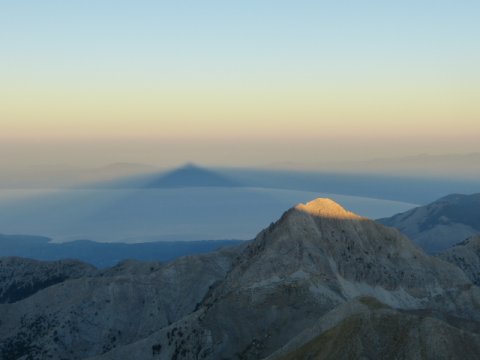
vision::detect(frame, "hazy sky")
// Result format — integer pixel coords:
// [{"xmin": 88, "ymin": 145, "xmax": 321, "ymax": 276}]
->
[{"xmin": 1, "ymin": 1, "xmax": 479, "ymax": 168}]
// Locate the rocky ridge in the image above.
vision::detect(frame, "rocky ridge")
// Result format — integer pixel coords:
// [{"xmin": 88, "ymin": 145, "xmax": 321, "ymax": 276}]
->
[{"xmin": 0, "ymin": 247, "xmax": 241, "ymax": 360}]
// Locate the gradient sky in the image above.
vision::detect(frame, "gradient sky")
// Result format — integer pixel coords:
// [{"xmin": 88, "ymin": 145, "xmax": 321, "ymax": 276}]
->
[{"xmin": 1, "ymin": 1, "xmax": 479, "ymax": 167}]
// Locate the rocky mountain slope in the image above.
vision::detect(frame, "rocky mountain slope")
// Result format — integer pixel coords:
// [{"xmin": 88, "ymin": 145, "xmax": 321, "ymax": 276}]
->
[
  {"xmin": 0, "ymin": 247, "xmax": 242, "ymax": 360},
  {"xmin": 378, "ymin": 193, "xmax": 480, "ymax": 253},
  {"xmin": 438, "ymin": 235, "xmax": 480, "ymax": 285},
  {"xmin": 1, "ymin": 198, "xmax": 480, "ymax": 359},
  {"xmin": 270, "ymin": 297, "xmax": 480, "ymax": 360},
  {"xmin": 0, "ymin": 257, "xmax": 96, "ymax": 303}
]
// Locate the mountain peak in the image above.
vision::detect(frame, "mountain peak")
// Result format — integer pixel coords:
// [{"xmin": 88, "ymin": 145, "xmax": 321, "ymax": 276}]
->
[{"xmin": 294, "ymin": 198, "xmax": 362, "ymax": 220}]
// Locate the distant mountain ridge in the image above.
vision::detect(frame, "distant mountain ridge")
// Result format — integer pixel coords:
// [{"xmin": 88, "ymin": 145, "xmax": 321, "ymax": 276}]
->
[
  {"xmin": 378, "ymin": 193, "xmax": 480, "ymax": 253},
  {"xmin": 0, "ymin": 234, "xmax": 243, "ymax": 268}
]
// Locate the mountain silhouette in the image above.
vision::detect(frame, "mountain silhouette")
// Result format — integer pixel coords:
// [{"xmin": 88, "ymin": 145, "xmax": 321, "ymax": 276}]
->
[{"xmin": 147, "ymin": 163, "xmax": 240, "ymax": 188}]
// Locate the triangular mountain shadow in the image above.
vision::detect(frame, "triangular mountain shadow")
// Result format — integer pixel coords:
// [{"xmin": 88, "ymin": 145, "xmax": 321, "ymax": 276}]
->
[{"xmin": 146, "ymin": 163, "xmax": 240, "ymax": 188}]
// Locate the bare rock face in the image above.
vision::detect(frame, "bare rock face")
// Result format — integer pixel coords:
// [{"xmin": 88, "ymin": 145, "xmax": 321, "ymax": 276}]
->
[
  {"xmin": 0, "ymin": 257, "xmax": 96, "ymax": 303},
  {"xmin": 439, "ymin": 235, "xmax": 480, "ymax": 286},
  {"xmin": 2, "ymin": 198, "xmax": 480, "ymax": 360}
]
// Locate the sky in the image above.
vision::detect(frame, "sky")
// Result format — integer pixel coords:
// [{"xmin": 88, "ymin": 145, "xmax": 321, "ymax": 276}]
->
[{"xmin": 1, "ymin": 1, "xmax": 479, "ymax": 169}]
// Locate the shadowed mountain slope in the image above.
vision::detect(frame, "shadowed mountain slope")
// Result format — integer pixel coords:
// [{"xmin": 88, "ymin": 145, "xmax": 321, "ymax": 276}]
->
[
  {"xmin": 273, "ymin": 298, "xmax": 480, "ymax": 360},
  {"xmin": 378, "ymin": 193, "xmax": 480, "ymax": 253},
  {"xmin": 0, "ymin": 246, "xmax": 243, "ymax": 360},
  {"xmin": 0, "ymin": 257, "xmax": 96, "ymax": 303},
  {"xmin": 439, "ymin": 235, "xmax": 480, "ymax": 286}
]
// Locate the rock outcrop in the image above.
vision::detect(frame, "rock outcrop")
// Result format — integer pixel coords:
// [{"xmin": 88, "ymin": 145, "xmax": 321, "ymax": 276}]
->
[{"xmin": 439, "ymin": 235, "xmax": 480, "ymax": 286}]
